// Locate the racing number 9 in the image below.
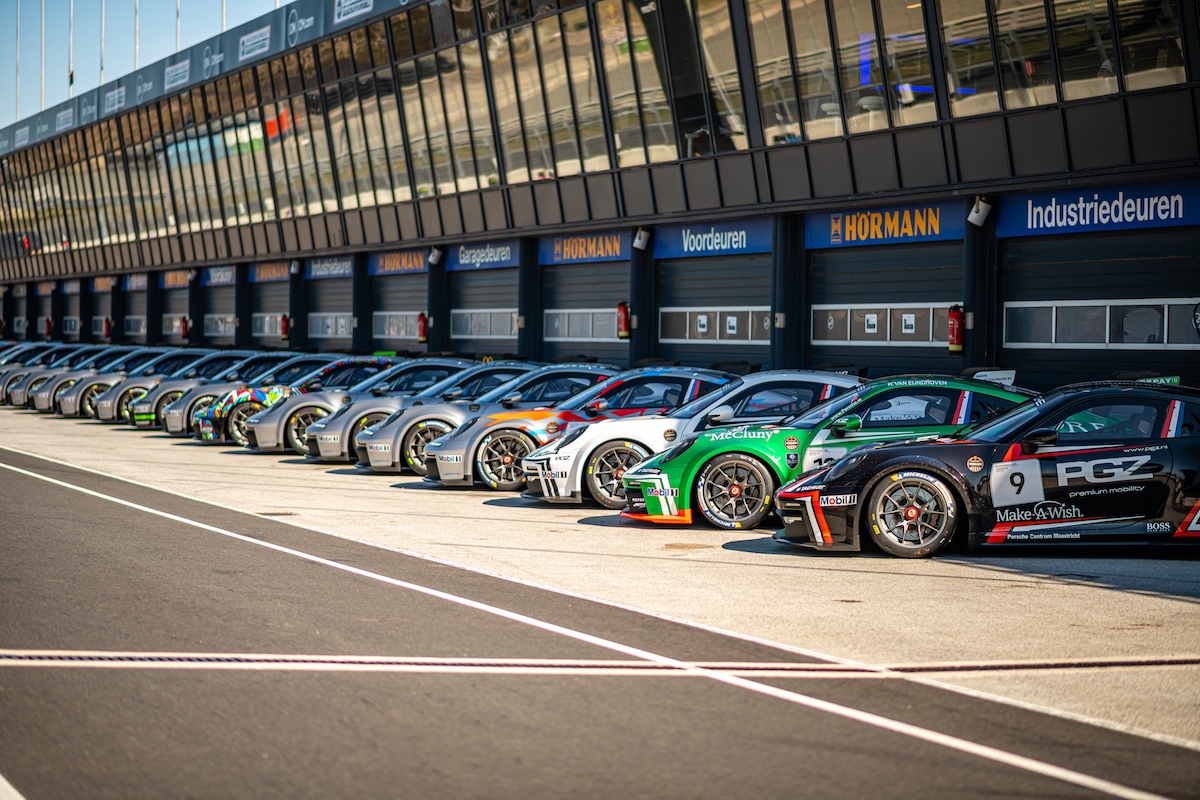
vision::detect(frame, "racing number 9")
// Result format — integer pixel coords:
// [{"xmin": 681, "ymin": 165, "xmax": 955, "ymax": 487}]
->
[{"xmin": 1009, "ymin": 471, "xmax": 1024, "ymax": 495}]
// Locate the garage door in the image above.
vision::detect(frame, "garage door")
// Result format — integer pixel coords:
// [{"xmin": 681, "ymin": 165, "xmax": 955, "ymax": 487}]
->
[
  {"xmin": 124, "ymin": 273, "xmax": 149, "ymax": 343},
  {"xmin": 448, "ymin": 241, "xmax": 520, "ymax": 358},
  {"xmin": 91, "ymin": 277, "xmax": 114, "ymax": 341},
  {"xmin": 305, "ymin": 256, "xmax": 354, "ymax": 351},
  {"xmin": 369, "ymin": 249, "xmax": 428, "ymax": 352},
  {"xmin": 62, "ymin": 281, "xmax": 82, "ymax": 341},
  {"xmin": 250, "ymin": 262, "xmax": 291, "ymax": 343},
  {"xmin": 539, "ymin": 231, "xmax": 631, "ymax": 366},
  {"xmin": 202, "ymin": 266, "xmax": 237, "ymax": 344}
]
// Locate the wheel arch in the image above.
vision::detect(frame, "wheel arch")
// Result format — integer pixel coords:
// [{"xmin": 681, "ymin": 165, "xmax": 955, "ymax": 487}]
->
[
  {"xmin": 582, "ymin": 437, "xmax": 655, "ymax": 496},
  {"xmin": 470, "ymin": 425, "xmax": 536, "ymax": 484},
  {"xmin": 856, "ymin": 457, "xmax": 978, "ymax": 548}
]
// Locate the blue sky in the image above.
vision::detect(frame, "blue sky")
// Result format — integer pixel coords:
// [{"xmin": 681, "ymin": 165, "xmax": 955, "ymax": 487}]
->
[{"xmin": 0, "ymin": 0, "xmax": 294, "ymax": 128}]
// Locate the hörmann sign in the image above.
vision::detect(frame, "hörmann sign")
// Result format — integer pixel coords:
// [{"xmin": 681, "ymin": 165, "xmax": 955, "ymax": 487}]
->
[
  {"xmin": 251, "ymin": 262, "xmax": 291, "ymax": 283},
  {"xmin": 539, "ymin": 231, "xmax": 629, "ymax": 264},
  {"xmin": 160, "ymin": 270, "xmax": 191, "ymax": 289},
  {"xmin": 995, "ymin": 181, "xmax": 1199, "ymax": 237},
  {"xmin": 805, "ymin": 201, "xmax": 966, "ymax": 248},
  {"xmin": 369, "ymin": 249, "xmax": 428, "ymax": 275}
]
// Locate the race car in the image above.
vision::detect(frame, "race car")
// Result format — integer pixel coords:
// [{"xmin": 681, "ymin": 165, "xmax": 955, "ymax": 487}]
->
[
  {"xmin": 164, "ymin": 353, "xmax": 335, "ymax": 440},
  {"xmin": 353, "ymin": 362, "xmax": 616, "ymax": 472},
  {"xmin": 193, "ymin": 356, "xmax": 392, "ymax": 446},
  {"xmin": 93, "ymin": 349, "xmax": 216, "ymax": 423},
  {"xmin": 0, "ymin": 343, "xmax": 61, "ymax": 387},
  {"xmin": 773, "ymin": 381, "xmax": 1200, "ymax": 558},
  {"xmin": 29, "ymin": 346, "xmax": 142, "ymax": 412},
  {"xmin": 621, "ymin": 375, "xmax": 1034, "ymax": 529},
  {"xmin": 242, "ymin": 357, "xmax": 467, "ymax": 455},
  {"xmin": 6, "ymin": 345, "xmax": 110, "ymax": 407},
  {"xmin": 522, "ymin": 370, "xmax": 866, "ymax": 509},
  {"xmin": 55, "ymin": 348, "xmax": 173, "ymax": 418},
  {"xmin": 423, "ymin": 366, "xmax": 733, "ymax": 491},
  {"xmin": 0, "ymin": 344, "xmax": 87, "ymax": 403},
  {"xmin": 128, "ymin": 350, "xmax": 262, "ymax": 429}
]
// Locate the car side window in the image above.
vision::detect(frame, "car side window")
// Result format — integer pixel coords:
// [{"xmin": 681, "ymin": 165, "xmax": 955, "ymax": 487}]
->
[
  {"xmin": 390, "ymin": 367, "xmax": 454, "ymax": 392},
  {"xmin": 319, "ymin": 365, "xmax": 363, "ymax": 388},
  {"xmin": 461, "ymin": 370, "xmax": 524, "ymax": 397},
  {"xmin": 197, "ymin": 357, "xmax": 242, "ymax": 378},
  {"xmin": 971, "ymin": 395, "xmax": 1020, "ymax": 424},
  {"xmin": 275, "ymin": 361, "xmax": 326, "ymax": 384},
  {"xmin": 731, "ymin": 384, "xmax": 819, "ymax": 418},
  {"xmin": 1179, "ymin": 403, "xmax": 1200, "ymax": 437},
  {"xmin": 523, "ymin": 375, "xmax": 593, "ymax": 403},
  {"xmin": 1052, "ymin": 401, "xmax": 1163, "ymax": 443},
  {"xmin": 604, "ymin": 378, "xmax": 690, "ymax": 409},
  {"xmin": 858, "ymin": 390, "xmax": 959, "ymax": 428}
]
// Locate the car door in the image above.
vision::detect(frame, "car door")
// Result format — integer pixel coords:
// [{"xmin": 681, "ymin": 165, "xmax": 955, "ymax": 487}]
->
[
  {"xmin": 802, "ymin": 387, "xmax": 967, "ymax": 471},
  {"xmin": 1167, "ymin": 400, "xmax": 1200, "ymax": 537},
  {"xmin": 992, "ymin": 397, "xmax": 1174, "ymax": 541}
]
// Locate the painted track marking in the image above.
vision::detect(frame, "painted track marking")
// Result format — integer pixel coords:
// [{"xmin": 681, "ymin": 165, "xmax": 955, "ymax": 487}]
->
[{"xmin": 0, "ymin": 459, "xmax": 1179, "ymax": 800}]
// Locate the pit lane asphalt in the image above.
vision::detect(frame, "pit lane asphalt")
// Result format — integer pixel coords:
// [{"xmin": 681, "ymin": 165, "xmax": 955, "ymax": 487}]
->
[{"xmin": 2, "ymin": 447, "xmax": 1200, "ymax": 800}]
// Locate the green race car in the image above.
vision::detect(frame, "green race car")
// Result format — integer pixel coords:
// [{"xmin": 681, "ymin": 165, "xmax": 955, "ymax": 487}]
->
[{"xmin": 620, "ymin": 375, "xmax": 1035, "ymax": 529}]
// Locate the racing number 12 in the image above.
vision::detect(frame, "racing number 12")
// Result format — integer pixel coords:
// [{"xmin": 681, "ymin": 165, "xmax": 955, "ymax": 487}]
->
[{"xmin": 990, "ymin": 460, "xmax": 1044, "ymax": 507}]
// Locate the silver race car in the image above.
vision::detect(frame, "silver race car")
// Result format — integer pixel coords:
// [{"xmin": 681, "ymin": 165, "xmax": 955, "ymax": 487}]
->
[
  {"xmin": 353, "ymin": 362, "xmax": 616, "ymax": 472},
  {"xmin": 92, "ymin": 349, "xmax": 215, "ymax": 423},
  {"xmin": 55, "ymin": 348, "xmax": 172, "ymax": 418},
  {"xmin": 29, "ymin": 346, "xmax": 143, "ymax": 412},
  {"xmin": 301, "ymin": 356, "xmax": 481, "ymax": 461},
  {"xmin": 0, "ymin": 344, "xmax": 87, "ymax": 403},
  {"xmin": 129, "ymin": 350, "xmax": 263, "ymax": 429},
  {"xmin": 521, "ymin": 369, "xmax": 867, "ymax": 508},
  {"xmin": 422, "ymin": 366, "xmax": 734, "ymax": 491},
  {"xmin": 160, "ymin": 352, "xmax": 317, "ymax": 437},
  {"xmin": 6, "ymin": 345, "xmax": 110, "ymax": 407}
]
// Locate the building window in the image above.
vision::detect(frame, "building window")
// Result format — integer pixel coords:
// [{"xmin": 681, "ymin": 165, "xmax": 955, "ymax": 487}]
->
[
  {"xmin": 62, "ymin": 317, "xmax": 81, "ymax": 335},
  {"xmin": 125, "ymin": 316, "xmax": 148, "ymax": 337},
  {"xmin": 163, "ymin": 315, "xmax": 186, "ymax": 336},
  {"xmin": 659, "ymin": 306, "xmax": 772, "ymax": 345},
  {"xmin": 450, "ymin": 308, "xmax": 518, "ymax": 339},
  {"xmin": 544, "ymin": 309, "xmax": 625, "ymax": 342},
  {"xmin": 1004, "ymin": 298, "xmax": 1200, "ymax": 348},
  {"xmin": 308, "ymin": 313, "xmax": 355, "ymax": 338},
  {"xmin": 12, "ymin": 318, "xmax": 28, "ymax": 335},
  {"xmin": 811, "ymin": 303, "xmax": 959, "ymax": 346},
  {"xmin": 373, "ymin": 311, "xmax": 424, "ymax": 339},
  {"xmin": 252, "ymin": 313, "xmax": 284, "ymax": 338},
  {"xmin": 91, "ymin": 317, "xmax": 108, "ymax": 337},
  {"xmin": 204, "ymin": 315, "xmax": 238, "ymax": 337}
]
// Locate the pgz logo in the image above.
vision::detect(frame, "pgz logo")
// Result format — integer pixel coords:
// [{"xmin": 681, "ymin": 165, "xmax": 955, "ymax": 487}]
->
[{"xmin": 1056, "ymin": 455, "xmax": 1153, "ymax": 485}]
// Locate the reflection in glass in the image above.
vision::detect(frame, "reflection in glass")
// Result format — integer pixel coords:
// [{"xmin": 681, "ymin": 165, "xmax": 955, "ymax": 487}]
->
[
  {"xmin": 993, "ymin": 0, "xmax": 1056, "ymax": 108},
  {"xmin": 626, "ymin": 0, "xmax": 678, "ymax": 161},
  {"xmin": 1005, "ymin": 306, "xmax": 1052, "ymax": 342},
  {"xmin": 537, "ymin": 16, "xmax": 583, "ymax": 177},
  {"xmin": 399, "ymin": 60, "xmax": 437, "ymax": 196},
  {"xmin": 877, "ymin": 0, "xmax": 937, "ymax": 126},
  {"xmin": 359, "ymin": 75, "xmax": 393, "ymax": 204},
  {"xmin": 833, "ymin": 0, "xmax": 890, "ymax": 132},
  {"xmin": 596, "ymin": 0, "xmax": 647, "ymax": 166},
  {"xmin": 940, "ymin": 0, "xmax": 1002, "ymax": 115},
  {"xmin": 263, "ymin": 102, "xmax": 294, "ymax": 217},
  {"xmin": 1110, "ymin": 305, "xmax": 1164, "ymax": 343},
  {"xmin": 562, "ymin": 8, "xmax": 610, "ymax": 172},
  {"xmin": 749, "ymin": 0, "xmax": 800, "ymax": 143},
  {"xmin": 439, "ymin": 48, "xmax": 479, "ymax": 191},
  {"xmin": 325, "ymin": 85, "xmax": 358, "ymax": 209},
  {"xmin": 419, "ymin": 53, "xmax": 456, "ymax": 194},
  {"xmin": 461, "ymin": 41, "xmax": 500, "ymax": 186},
  {"xmin": 1055, "ymin": 305, "xmax": 1106, "ymax": 343},
  {"xmin": 1051, "ymin": 0, "xmax": 1118, "ymax": 100},
  {"xmin": 697, "ymin": 0, "xmax": 748, "ymax": 151},
  {"xmin": 1115, "ymin": 0, "xmax": 1185, "ymax": 90},
  {"xmin": 488, "ymin": 32, "xmax": 532, "ymax": 182},
  {"xmin": 375, "ymin": 70, "xmax": 414, "ymax": 201},
  {"xmin": 305, "ymin": 90, "xmax": 341, "ymax": 212},
  {"xmin": 511, "ymin": 25, "xmax": 555, "ymax": 180}
]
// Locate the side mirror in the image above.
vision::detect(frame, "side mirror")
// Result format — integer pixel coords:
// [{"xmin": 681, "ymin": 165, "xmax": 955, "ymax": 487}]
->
[
  {"xmin": 584, "ymin": 398, "xmax": 610, "ymax": 416},
  {"xmin": 500, "ymin": 391, "xmax": 523, "ymax": 408},
  {"xmin": 305, "ymin": 380, "xmax": 323, "ymax": 391},
  {"xmin": 184, "ymin": 370, "xmax": 198, "ymax": 379},
  {"xmin": 260, "ymin": 374, "xmax": 274, "ymax": 384},
  {"xmin": 705, "ymin": 404, "xmax": 734, "ymax": 427},
  {"xmin": 830, "ymin": 415, "xmax": 863, "ymax": 438},
  {"xmin": 442, "ymin": 388, "xmax": 464, "ymax": 401},
  {"xmin": 371, "ymin": 385, "xmax": 388, "ymax": 397},
  {"xmin": 1021, "ymin": 428, "xmax": 1058, "ymax": 454},
  {"xmin": 226, "ymin": 372, "xmax": 239, "ymax": 381}
]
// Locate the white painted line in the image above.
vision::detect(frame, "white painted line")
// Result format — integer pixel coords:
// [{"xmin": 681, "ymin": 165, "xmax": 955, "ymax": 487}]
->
[
  {"xmin": 0, "ymin": 772, "xmax": 27, "ymax": 800},
  {"xmin": 0, "ymin": 460, "xmax": 1177, "ymax": 800}
]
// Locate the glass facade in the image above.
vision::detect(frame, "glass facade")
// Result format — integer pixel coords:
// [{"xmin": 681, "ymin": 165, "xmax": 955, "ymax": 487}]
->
[{"xmin": 0, "ymin": 0, "xmax": 1192, "ymax": 264}]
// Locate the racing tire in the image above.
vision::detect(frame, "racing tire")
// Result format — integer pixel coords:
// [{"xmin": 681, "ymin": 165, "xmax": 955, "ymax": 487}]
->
[
  {"xmin": 348, "ymin": 413, "xmax": 389, "ymax": 462},
  {"xmin": 865, "ymin": 470, "xmax": 958, "ymax": 558},
  {"xmin": 403, "ymin": 419, "xmax": 453, "ymax": 476},
  {"xmin": 117, "ymin": 388, "xmax": 146, "ymax": 424},
  {"xmin": 156, "ymin": 391, "xmax": 184, "ymax": 427},
  {"xmin": 226, "ymin": 402, "xmax": 262, "ymax": 447},
  {"xmin": 80, "ymin": 384, "xmax": 106, "ymax": 418},
  {"xmin": 695, "ymin": 453, "xmax": 776, "ymax": 530},
  {"xmin": 285, "ymin": 407, "xmax": 329, "ymax": 454},
  {"xmin": 475, "ymin": 429, "xmax": 537, "ymax": 491},
  {"xmin": 585, "ymin": 440, "xmax": 651, "ymax": 509}
]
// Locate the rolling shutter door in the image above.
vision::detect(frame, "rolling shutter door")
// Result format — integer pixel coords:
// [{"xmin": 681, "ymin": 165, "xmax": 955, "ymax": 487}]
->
[
  {"xmin": 450, "ymin": 268, "xmax": 518, "ymax": 357},
  {"xmin": 1001, "ymin": 229, "xmax": 1200, "ymax": 390},
  {"xmin": 162, "ymin": 288, "xmax": 190, "ymax": 344},
  {"xmin": 372, "ymin": 274, "xmax": 427, "ymax": 351},
  {"xmin": 92, "ymin": 292, "xmax": 112, "ymax": 340},
  {"xmin": 125, "ymin": 290, "xmax": 148, "ymax": 342},
  {"xmin": 810, "ymin": 243, "xmax": 961, "ymax": 376},
  {"xmin": 542, "ymin": 261, "xmax": 630, "ymax": 366},
  {"xmin": 63, "ymin": 293, "xmax": 81, "ymax": 341},
  {"xmin": 204, "ymin": 286, "xmax": 236, "ymax": 344},
  {"xmin": 656, "ymin": 254, "xmax": 771, "ymax": 367},
  {"xmin": 307, "ymin": 278, "xmax": 353, "ymax": 350},
  {"xmin": 252, "ymin": 282, "xmax": 290, "ymax": 343}
]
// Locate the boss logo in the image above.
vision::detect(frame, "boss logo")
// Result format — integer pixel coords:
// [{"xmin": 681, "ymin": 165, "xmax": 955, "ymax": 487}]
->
[
  {"xmin": 1056, "ymin": 455, "xmax": 1153, "ymax": 486},
  {"xmin": 1147, "ymin": 521, "xmax": 1172, "ymax": 533}
]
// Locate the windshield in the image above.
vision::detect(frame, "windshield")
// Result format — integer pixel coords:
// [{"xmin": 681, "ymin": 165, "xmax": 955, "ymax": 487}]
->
[
  {"xmin": 959, "ymin": 396, "xmax": 1047, "ymax": 443},
  {"xmin": 188, "ymin": 354, "xmax": 246, "ymax": 379},
  {"xmin": 781, "ymin": 390, "xmax": 863, "ymax": 429},
  {"xmin": 350, "ymin": 362, "xmax": 417, "ymax": 393},
  {"xmin": 132, "ymin": 352, "xmax": 191, "ymax": 377},
  {"xmin": 413, "ymin": 365, "xmax": 493, "ymax": 398},
  {"xmin": 75, "ymin": 348, "xmax": 131, "ymax": 370},
  {"xmin": 667, "ymin": 378, "xmax": 744, "ymax": 419},
  {"xmin": 109, "ymin": 349, "xmax": 162, "ymax": 373},
  {"xmin": 0, "ymin": 345, "xmax": 47, "ymax": 365},
  {"xmin": 57, "ymin": 347, "xmax": 105, "ymax": 369},
  {"xmin": 471, "ymin": 368, "xmax": 553, "ymax": 403},
  {"xmin": 221, "ymin": 354, "xmax": 289, "ymax": 383},
  {"xmin": 30, "ymin": 347, "xmax": 75, "ymax": 367}
]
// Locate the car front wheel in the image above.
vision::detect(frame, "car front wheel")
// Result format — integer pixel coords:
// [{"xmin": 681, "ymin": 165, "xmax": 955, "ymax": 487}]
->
[
  {"xmin": 865, "ymin": 470, "xmax": 957, "ymax": 558},
  {"xmin": 585, "ymin": 440, "xmax": 650, "ymax": 509},
  {"xmin": 403, "ymin": 420, "xmax": 453, "ymax": 476},
  {"xmin": 286, "ymin": 407, "xmax": 328, "ymax": 454},
  {"xmin": 695, "ymin": 453, "xmax": 776, "ymax": 529},
  {"xmin": 475, "ymin": 430, "xmax": 536, "ymax": 490},
  {"xmin": 227, "ymin": 402, "xmax": 262, "ymax": 447},
  {"xmin": 79, "ymin": 384, "xmax": 106, "ymax": 418}
]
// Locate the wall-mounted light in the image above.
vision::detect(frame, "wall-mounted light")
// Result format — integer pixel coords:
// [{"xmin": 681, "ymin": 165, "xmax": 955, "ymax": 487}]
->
[
  {"xmin": 187, "ymin": 269, "xmax": 198, "ymax": 282},
  {"xmin": 428, "ymin": 246, "xmax": 445, "ymax": 266},
  {"xmin": 967, "ymin": 196, "xmax": 992, "ymax": 227},
  {"xmin": 289, "ymin": 259, "xmax": 301, "ymax": 275},
  {"xmin": 632, "ymin": 227, "xmax": 650, "ymax": 251}
]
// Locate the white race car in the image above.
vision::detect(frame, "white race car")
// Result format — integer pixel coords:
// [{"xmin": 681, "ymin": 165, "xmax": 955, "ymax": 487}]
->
[{"xmin": 520, "ymin": 369, "xmax": 865, "ymax": 508}]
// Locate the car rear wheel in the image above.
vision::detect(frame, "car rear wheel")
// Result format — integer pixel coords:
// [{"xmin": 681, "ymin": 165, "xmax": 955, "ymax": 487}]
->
[
  {"xmin": 695, "ymin": 453, "xmax": 776, "ymax": 529},
  {"xmin": 403, "ymin": 420, "xmax": 453, "ymax": 476},
  {"xmin": 348, "ymin": 413, "xmax": 389, "ymax": 462},
  {"xmin": 585, "ymin": 440, "xmax": 651, "ymax": 509},
  {"xmin": 866, "ymin": 470, "xmax": 957, "ymax": 558},
  {"xmin": 285, "ymin": 407, "xmax": 328, "ymax": 454},
  {"xmin": 227, "ymin": 402, "xmax": 261, "ymax": 447},
  {"xmin": 79, "ymin": 384, "xmax": 106, "ymax": 418},
  {"xmin": 475, "ymin": 430, "xmax": 536, "ymax": 491}
]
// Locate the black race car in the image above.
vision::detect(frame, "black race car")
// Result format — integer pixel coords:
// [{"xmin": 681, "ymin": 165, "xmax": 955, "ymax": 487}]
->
[{"xmin": 774, "ymin": 382, "xmax": 1200, "ymax": 558}]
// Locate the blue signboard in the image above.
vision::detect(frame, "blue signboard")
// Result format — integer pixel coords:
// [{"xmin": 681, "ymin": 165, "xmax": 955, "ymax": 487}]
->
[
  {"xmin": 305, "ymin": 256, "xmax": 354, "ymax": 280},
  {"xmin": 370, "ymin": 249, "xmax": 428, "ymax": 276},
  {"xmin": 446, "ymin": 240, "xmax": 520, "ymax": 271},
  {"xmin": 124, "ymin": 274, "xmax": 149, "ymax": 292},
  {"xmin": 201, "ymin": 266, "xmax": 237, "ymax": 286},
  {"xmin": 995, "ymin": 180, "xmax": 1200, "ymax": 238},
  {"xmin": 539, "ymin": 231, "xmax": 629, "ymax": 265},
  {"xmin": 653, "ymin": 218, "xmax": 773, "ymax": 259},
  {"xmin": 251, "ymin": 262, "xmax": 291, "ymax": 283},
  {"xmin": 805, "ymin": 201, "xmax": 966, "ymax": 249}
]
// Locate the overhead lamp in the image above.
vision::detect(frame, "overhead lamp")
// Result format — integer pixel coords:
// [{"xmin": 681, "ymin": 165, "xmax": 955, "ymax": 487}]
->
[
  {"xmin": 289, "ymin": 260, "xmax": 301, "ymax": 275},
  {"xmin": 967, "ymin": 196, "xmax": 992, "ymax": 227},
  {"xmin": 428, "ymin": 246, "xmax": 445, "ymax": 266},
  {"xmin": 632, "ymin": 227, "xmax": 650, "ymax": 251}
]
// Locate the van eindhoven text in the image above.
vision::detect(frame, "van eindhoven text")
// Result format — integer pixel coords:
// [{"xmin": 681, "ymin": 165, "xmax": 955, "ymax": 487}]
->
[
  {"xmin": 831, "ymin": 207, "xmax": 941, "ymax": 243},
  {"xmin": 1026, "ymin": 191, "xmax": 1184, "ymax": 230}
]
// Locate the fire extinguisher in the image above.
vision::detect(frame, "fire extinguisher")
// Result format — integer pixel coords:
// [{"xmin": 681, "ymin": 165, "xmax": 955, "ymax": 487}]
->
[
  {"xmin": 44, "ymin": 317, "xmax": 53, "ymax": 337},
  {"xmin": 617, "ymin": 301, "xmax": 631, "ymax": 340},
  {"xmin": 103, "ymin": 317, "xmax": 112, "ymax": 338},
  {"xmin": 948, "ymin": 304, "xmax": 964, "ymax": 355},
  {"xmin": 180, "ymin": 316, "xmax": 190, "ymax": 339},
  {"xmin": 280, "ymin": 315, "xmax": 290, "ymax": 341},
  {"xmin": 417, "ymin": 312, "xmax": 429, "ymax": 344}
]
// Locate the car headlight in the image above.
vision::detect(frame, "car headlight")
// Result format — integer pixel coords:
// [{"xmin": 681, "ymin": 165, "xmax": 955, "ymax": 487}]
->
[
  {"xmin": 448, "ymin": 417, "xmax": 478, "ymax": 438},
  {"xmin": 55, "ymin": 380, "xmax": 77, "ymax": 397},
  {"xmin": 661, "ymin": 435, "xmax": 699, "ymax": 464},
  {"xmin": 29, "ymin": 377, "xmax": 49, "ymax": 390},
  {"xmin": 329, "ymin": 405, "xmax": 351, "ymax": 421},
  {"xmin": 825, "ymin": 454, "xmax": 867, "ymax": 482}
]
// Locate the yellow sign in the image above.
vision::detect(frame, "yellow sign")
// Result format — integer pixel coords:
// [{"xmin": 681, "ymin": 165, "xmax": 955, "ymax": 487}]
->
[
  {"xmin": 549, "ymin": 234, "xmax": 624, "ymax": 263},
  {"xmin": 253, "ymin": 262, "xmax": 290, "ymax": 282},
  {"xmin": 832, "ymin": 207, "xmax": 941, "ymax": 244},
  {"xmin": 161, "ymin": 270, "xmax": 191, "ymax": 289},
  {"xmin": 372, "ymin": 250, "xmax": 426, "ymax": 274},
  {"xmin": 93, "ymin": 277, "xmax": 115, "ymax": 293}
]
